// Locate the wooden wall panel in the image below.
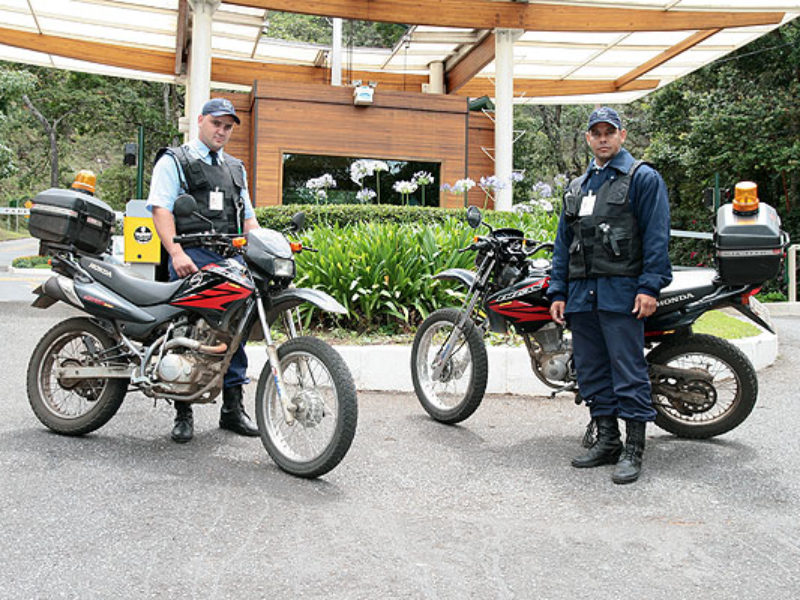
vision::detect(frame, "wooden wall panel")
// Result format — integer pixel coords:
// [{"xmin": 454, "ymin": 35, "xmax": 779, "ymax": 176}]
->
[
  {"xmin": 467, "ymin": 111, "xmax": 497, "ymax": 209},
  {"xmin": 250, "ymin": 82, "xmax": 480, "ymax": 209},
  {"xmin": 215, "ymin": 91, "xmax": 253, "ymax": 190}
]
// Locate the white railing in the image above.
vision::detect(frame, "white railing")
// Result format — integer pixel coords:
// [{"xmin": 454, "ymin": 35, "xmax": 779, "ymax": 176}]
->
[{"xmin": 789, "ymin": 244, "xmax": 798, "ymax": 303}]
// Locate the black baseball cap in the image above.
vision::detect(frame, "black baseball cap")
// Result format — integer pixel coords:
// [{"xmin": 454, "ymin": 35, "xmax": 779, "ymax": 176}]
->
[
  {"xmin": 201, "ymin": 98, "xmax": 240, "ymax": 124},
  {"xmin": 587, "ymin": 106, "xmax": 622, "ymax": 131}
]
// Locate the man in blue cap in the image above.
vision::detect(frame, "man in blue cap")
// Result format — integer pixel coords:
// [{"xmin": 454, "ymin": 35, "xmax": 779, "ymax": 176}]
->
[
  {"xmin": 548, "ymin": 107, "xmax": 672, "ymax": 484},
  {"xmin": 147, "ymin": 97, "xmax": 260, "ymax": 443}
]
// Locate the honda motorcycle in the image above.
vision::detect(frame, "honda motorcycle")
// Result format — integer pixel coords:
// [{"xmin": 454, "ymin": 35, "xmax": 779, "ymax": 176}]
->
[
  {"xmin": 411, "ymin": 205, "xmax": 785, "ymax": 439},
  {"xmin": 26, "ymin": 193, "xmax": 357, "ymax": 478}
]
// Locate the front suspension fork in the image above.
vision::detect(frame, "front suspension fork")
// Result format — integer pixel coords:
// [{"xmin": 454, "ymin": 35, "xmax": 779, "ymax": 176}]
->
[{"xmin": 255, "ymin": 292, "xmax": 296, "ymax": 425}]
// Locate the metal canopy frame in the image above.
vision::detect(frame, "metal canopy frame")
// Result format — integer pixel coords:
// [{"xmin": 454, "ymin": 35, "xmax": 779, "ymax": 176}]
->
[{"xmin": 0, "ymin": 1, "xmax": 795, "ymax": 103}]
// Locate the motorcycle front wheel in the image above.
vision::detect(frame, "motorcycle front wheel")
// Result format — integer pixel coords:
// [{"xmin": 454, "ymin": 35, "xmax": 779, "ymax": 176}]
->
[
  {"xmin": 26, "ymin": 317, "xmax": 128, "ymax": 436},
  {"xmin": 647, "ymin": 333, "xmax": 758, "ymax": 439},
  {"xmin": 411, "ymin": 308, "xmax": 488, "ymax": 424},
  {"xmin": 255, "ymin": 336, "xmax": 357, "ymax": 478}
]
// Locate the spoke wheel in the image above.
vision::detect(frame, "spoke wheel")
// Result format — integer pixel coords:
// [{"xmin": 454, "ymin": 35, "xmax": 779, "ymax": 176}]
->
[
  {"xmin": 411, "ymin": 308, "xmax": 488, "ymax": 424},
  {"xmin": 648, "ymin": 334, "xmax": 757, "ymax": 438},
  {"xmin": 27, "ymin": 318, "xmax": 127, "ymax": 435},
  {"xmin": 255, "ymin": 337, "xmax": 357, "ymax": 478}
]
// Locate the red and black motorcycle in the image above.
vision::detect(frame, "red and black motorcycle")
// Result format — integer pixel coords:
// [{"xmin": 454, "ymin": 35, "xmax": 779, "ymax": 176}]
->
[
  {"xmin": 411, "ymin": 204, "xmax": 785, "ymax": 439},
  {"xmin": 26, "ymin": 191, "xmax": 356, "ymax": 478}
]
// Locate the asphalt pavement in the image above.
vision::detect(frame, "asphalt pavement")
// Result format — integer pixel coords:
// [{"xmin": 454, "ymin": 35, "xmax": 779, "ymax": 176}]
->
[{"xmin": 1, "ymin": 300, "xmax": 799, "ymax": 599}]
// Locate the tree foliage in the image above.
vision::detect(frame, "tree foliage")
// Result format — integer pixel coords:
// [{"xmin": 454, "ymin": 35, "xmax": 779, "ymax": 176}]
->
[
  {"xmin": 0, "ymin": 62, "xmax": 181, "ymax": 210},
  {"xmin": 264, "ymin": 11, "xmax": 408, "ymax": 48}
]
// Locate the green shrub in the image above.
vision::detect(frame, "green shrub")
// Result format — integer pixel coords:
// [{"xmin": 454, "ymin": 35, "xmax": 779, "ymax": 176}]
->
[
  {"xmin": 256, "ymin": 202, "xmax": 559, "ymax": 238},
  {"xmin": 286, "ymin": 205, "xmax": 559, "ymax": 333},
  {"xmin": 12, "ymin": 254, "xmax": 50, "ymax": 269}
]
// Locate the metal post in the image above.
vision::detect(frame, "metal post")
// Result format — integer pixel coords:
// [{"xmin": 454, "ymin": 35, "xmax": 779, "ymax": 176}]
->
[
  {"xmin": 135, "ymin": 125, "xmax": 145, "ymax": 200},
  {"xmin": 186, "ymin": 0, "xmax": 220, "ymax": 141},
  {"xmin": 789, "ymin": 244, "xmax": 798, "ymax": 303},
  {"xmin": 714, "ymin": 172, "xmax": 720, "ymax": 212},
  {"xmin": 331, "ymin": 18, "xmax": 343, "ymax": 86},
  {"xmin": 493, "ymin": 29, "xmax": 520, "ymax": 212}
]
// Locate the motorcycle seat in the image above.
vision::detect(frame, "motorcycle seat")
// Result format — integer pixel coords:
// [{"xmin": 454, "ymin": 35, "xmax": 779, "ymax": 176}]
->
[
  {"xmin": 658, "ymin": 267, "xmax": 717, "ymax": 298},
  {"xmin": 79, "ymin": 257, "xmax": 184, "ymax": 306}
]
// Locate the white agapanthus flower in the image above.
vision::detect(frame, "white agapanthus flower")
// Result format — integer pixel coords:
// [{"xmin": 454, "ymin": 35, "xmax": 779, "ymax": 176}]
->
[
  {"xmin": 356, "ymin": 188, "xmax": 377, "ymax": 203},
  {"xmin": 306, "ymin": 173, "xmax": 337, "ymax": 190},
  {"xmin": 451, "ymin": 178, "xmax": 476, "ymax": 193},
  {"xmin": 393, "ymin": 180, "xmax": 418, "ymax": 195},
  {"xmin": 412, "ymin": 171, "xmax": 434, "ymax": 186}
]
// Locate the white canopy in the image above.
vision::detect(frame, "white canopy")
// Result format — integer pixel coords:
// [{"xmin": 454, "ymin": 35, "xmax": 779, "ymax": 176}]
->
[{"xmin": 0, "ymin": 1, "xmax": 797, "ymax": 103}]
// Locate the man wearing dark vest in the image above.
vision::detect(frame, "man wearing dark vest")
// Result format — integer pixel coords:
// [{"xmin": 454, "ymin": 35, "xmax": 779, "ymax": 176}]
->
[
  {"xmin": 548, "ymin": 107, "xmax": 672, "ymax": 484},
  {"xmin": 147, "ymin": 97, "xmax": 260, "ymax": 443}
]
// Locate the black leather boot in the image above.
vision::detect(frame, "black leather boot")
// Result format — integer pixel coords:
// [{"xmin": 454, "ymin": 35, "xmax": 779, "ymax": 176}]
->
[
  {"xmin": 219, "ymin": 386, "xmax": 259, "ymax": 436},
  {"xmin": 612, "ymin": 420, "xmax": 646, "ymax": 484},
  {"xmin": 571, "ymin": 416, "xmax": 623, "ymax": 468},
  {"xmin": 171, "ymin": 402, "xmax": 193, "ymax": 443}
]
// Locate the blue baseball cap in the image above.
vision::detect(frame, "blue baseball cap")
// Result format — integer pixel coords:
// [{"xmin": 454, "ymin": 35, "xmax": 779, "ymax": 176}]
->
[
  {"xmin": 201, "ymin": 98, "xmax": 240, "ymax": 124},
  {"xmin": 587, "ymin": 106, "xmax": 622, "ymax": 131}
]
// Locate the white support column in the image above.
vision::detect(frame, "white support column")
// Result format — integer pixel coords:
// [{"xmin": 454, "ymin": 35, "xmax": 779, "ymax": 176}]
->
[
  {"xmin": 494, "ymin": 29, "xmax": 520, "ymax": 212},
  {"xmin": 186, "ymin": 0, "xmax": 220, "ymax": 140},
  {"xmin": 331, "ymin": 18, "xmax": 343, "ymax": 86},
  {"xmin": 428, "ymin": 61, "xmax": 444, "ymax": 94}
]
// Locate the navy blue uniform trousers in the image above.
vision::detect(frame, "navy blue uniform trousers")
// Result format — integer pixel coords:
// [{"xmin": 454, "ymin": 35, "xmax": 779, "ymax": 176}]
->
[
  {"xmin": 568, "ymin": 309, "xmax": 656, "ymax": 422},
  {"xmin": 168, "ymin": 247, "xmax": 249, "ymax": 389}
]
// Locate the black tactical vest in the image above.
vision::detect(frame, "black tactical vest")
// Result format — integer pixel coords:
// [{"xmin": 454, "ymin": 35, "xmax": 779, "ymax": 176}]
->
[
  {"xmin": 156, "ymin": 145, "xmax": 246, "ymax": 235},
  {"xmin": 563, "ymin": 160, "xmax": 645, "ymax": 280}
]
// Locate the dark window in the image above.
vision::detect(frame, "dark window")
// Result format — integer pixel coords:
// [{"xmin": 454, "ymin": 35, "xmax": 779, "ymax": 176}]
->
[{"xmin": 282, "ymin": 154, "xmax": 441, "ymax": 206}]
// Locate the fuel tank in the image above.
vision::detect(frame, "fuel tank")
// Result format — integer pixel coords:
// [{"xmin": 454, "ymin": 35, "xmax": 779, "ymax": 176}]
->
[{"xmin": 486, "ymin": 275, "xmax": 552, "ymax": 334}]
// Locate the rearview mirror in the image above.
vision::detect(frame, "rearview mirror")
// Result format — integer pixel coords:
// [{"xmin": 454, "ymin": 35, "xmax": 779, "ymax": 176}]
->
[
  {"xmin": 466, "ymin": 205, "xmax": 482, "ymax": 229},
  {"xmin": 174, "ymin": 194, "xmax": 197, "ymax": 218},
  {"xmin": 290, "ymin": 212, "xmax": 306, "ymax": 232}
]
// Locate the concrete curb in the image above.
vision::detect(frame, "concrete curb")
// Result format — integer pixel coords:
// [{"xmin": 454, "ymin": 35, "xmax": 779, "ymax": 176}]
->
[
  {"xmin": 245, "ymin": 330, "xmax": 778, "ymax": 395},
  {"xmin": 7, "ymin": 266, "xmax": 53, "ymax": 277}
]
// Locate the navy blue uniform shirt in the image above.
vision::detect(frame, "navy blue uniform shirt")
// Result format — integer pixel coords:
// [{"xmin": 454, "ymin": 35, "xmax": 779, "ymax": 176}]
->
[{"xmin": 547, "ymin": 148, "xmax": 672, "ymax": 314}]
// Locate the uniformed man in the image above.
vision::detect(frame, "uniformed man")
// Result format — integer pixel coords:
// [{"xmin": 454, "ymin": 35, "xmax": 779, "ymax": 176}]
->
[
  {"xmin": 548, "ymin": 107, "xmax": 672, "ymax": 484},
  {"xmin": 147, "ymin": 97, "xmax": 260, "ymax": 443}
]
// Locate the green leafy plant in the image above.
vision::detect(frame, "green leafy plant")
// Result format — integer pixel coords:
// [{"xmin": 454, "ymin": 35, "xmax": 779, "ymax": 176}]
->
[{"xmin": 281, "ymin": 205, "xmax": 560, "ymax": 334}]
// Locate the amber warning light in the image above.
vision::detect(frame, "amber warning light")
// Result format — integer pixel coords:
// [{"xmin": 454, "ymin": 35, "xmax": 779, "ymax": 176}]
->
[
  {"xmin": 71, "ymin": 169, "xmax": 97, "ymax": 195},
  {"xmin": 290, "ymin": 242, "xmax": 303, "ymax": 253},
  {"xmin": 733, "ymin": 181, "xmax": 759, "ymax": 215},
  {"xmin": 232, "ymin": 237, "xmax": 247, "ymax": 248}
]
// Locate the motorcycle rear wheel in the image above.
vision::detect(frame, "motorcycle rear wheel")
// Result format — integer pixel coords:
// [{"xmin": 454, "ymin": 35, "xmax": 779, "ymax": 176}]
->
[
  {"xmin": 27, "ymin": 317, "xmax": 127, "ymax": 436},
  {"xmin": 647, "ymin": 333, "xmax": 757, "ymax": 438},
  {"xmin": 411, "ymin": 308, "xmax": 488, "ymax": 424},
  {"xmin": 255, "ymin": 337, "xmax": 357, "ymax": 478}
]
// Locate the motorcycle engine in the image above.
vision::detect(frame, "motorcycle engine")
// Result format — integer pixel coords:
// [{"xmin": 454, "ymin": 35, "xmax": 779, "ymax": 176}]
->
[
  {"xmin": 528, "ymin": 323, "xmax": 573, "ymax": 384},
  {"xmin": 157, "ymin": 354, "xmax": 200, "ymax": 383},
  {"xmin": 150, "ymin": 319, "xmax": 228, "ymax": 394}
]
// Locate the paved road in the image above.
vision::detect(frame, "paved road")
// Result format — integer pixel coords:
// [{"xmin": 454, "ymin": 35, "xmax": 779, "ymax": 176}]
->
[
  {"xmin": 0, "ymin": 237, "xmax": 39, "ymax": 267},
  {"xmin": 1, "ymin": 301, "xmax": 799, "ymax": 599}
]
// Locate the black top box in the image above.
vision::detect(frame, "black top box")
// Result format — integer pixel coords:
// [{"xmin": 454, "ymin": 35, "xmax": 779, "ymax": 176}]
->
[
  {"xmin": 714, "ymin": 202, "xmax": 785, "ymax": 286},
  {"xmin": 29, "ymin": 188, "xmax": 116, "ymax": 256}
]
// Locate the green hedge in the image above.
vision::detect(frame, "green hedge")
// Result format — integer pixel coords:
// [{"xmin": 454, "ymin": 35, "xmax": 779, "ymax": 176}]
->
[
  {"xmin": 12, "ymin": 254, "xmax": 50, "ymax": 269},
  {"xmin": 256, "ymin": 202, "xmax": 559, "ymax": 238}
]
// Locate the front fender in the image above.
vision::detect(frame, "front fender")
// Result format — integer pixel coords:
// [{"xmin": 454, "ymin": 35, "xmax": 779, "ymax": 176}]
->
[
  {"xmin": 433, "ymin": 268, "xmax": 475, "ymax": 290},
  {"xmin": 264, "ymin": 287, "xmax": 347, "ymax": 324}
]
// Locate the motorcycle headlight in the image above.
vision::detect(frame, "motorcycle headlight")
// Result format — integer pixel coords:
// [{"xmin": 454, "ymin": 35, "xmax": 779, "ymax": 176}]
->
[{"xmin": 273, "ymin": 257, "xmax": 295, "ymax": 278}]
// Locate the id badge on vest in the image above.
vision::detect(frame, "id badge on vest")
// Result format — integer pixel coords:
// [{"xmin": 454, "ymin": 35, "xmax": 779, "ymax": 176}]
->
[
  {"xmin": 579, "ymin": 190, "xmax": 596, "ymax": 216},
  {"xmin": 209, "ymin": 188, "xmax": 224, "ymax": 212}
]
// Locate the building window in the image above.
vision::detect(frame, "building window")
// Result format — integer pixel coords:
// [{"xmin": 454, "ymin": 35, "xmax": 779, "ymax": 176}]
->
[{"xmin": 282, "ymin": 153, "xmax": 440, "ymax": 206}]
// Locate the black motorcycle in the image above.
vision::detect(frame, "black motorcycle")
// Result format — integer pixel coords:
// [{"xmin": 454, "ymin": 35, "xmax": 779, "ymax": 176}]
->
[
  {"xmin": 26, "ymin": 191, "xmax": 357, "ymax": 478},
  {"xmin": 411, "ymin": 204, "xmax": 786, "ymax": 439}
]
